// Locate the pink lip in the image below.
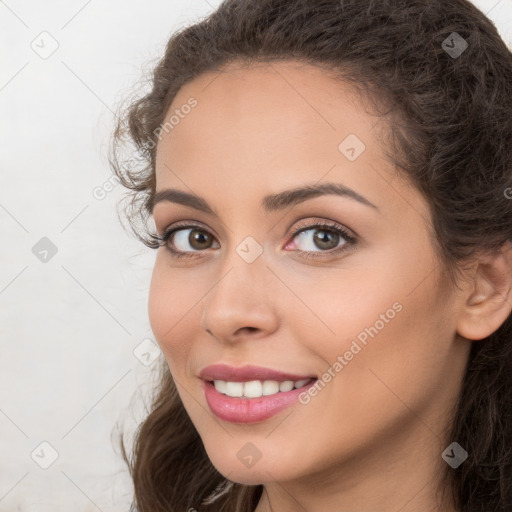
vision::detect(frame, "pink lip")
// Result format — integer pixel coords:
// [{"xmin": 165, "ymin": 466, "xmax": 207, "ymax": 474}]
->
[
  {"xmin": 202, "ymin": 379, "xmax": 316, "ymax": 424},
  {"xmin": 199, "ymin": 364, "xmax": 316, "ymax": 382},
  {"xmin": 199, "ymin": 364, "xmax": 317, "ymax": 424}
]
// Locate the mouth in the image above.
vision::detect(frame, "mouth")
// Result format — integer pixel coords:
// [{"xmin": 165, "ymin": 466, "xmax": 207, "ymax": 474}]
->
[
  {"xmin": 207, "ymin": 377, "xmax": 317, "ymax": 398},
  {"xmin": 199, "ymin": 364, "xmax": 318, "ymax": 424},
  {"xmin": 199, "ymin": 363, "xmax": 317, "ymax": 383}
]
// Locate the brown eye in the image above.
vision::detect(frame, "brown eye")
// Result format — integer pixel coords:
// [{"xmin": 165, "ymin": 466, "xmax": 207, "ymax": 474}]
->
[
  {"xmin": 292, "ymin": 227, "xmax": 346, "ymax": 252},
  {"xmin": 159, "ymin": 220, "xmax": 356, "ymax": 260},
  {"xmin": 172, "ymin": 228, "xmax": 216, "ymax": 251},
  {"xmin": 313, "ymin": 229, "xmax": 340, "ymax": 250},
  {"xmin": 286, "ymin": 220, "xmax": 357, "ymax": 260}
]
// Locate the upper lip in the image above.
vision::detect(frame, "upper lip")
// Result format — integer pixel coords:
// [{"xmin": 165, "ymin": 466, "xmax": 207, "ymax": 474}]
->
[{"xmin": 199, "ymin": 364, "xmax": 317, "ymax": 382}]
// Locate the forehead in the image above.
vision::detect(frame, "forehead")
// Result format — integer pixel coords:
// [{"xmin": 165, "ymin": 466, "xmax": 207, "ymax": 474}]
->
[
  {"xmin": 161, "ymin": 61, "xmax": 375, "ymax": 147},
  {"xmin": 156, "ymin": 61, "xmax": 384, "ymax": 177},
  {"xmin": 153, "ymin": 60, "xmax": 427, "ymax": 224}
]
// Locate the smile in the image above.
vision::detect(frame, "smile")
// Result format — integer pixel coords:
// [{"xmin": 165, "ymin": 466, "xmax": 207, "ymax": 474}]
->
[
  {"xmin": 199, "ymin": 363, "xmax": 318, "ymax": 423},
  {"xmin": 212, "ymin": 378, "xmax": 315, "ymax": 398}
]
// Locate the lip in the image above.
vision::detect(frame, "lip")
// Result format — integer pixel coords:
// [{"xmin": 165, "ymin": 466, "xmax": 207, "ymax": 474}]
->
[
  {"xmin": 199, "ymin": 364, "xmax": 318, "ymax": 424},
  {"xmin": 202, "ymin": 379, "xmax": 316, "ymax": 424},
  {"xmin": 199, "ymin": 363, "xmax": 316, "ymax": 383}
]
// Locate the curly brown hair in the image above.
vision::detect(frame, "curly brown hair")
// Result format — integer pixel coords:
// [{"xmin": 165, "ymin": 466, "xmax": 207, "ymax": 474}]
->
[{"xmin": 110, "ymin": 0, "xmax": 512, "ymax": 510}]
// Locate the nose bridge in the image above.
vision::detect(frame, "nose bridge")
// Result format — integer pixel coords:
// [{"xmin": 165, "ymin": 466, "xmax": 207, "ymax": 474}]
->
[{"xmin": 200, "ymin": 235, "xmax": 278, "ymax": 339}]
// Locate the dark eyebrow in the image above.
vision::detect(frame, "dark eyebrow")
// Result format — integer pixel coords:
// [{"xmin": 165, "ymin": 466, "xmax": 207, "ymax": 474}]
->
[{"xmin": 151, "ymin": 182, "xmax": 379, "ymax": 215}]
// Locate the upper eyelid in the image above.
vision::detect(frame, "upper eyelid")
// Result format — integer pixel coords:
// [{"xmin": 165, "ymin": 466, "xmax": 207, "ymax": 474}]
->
[
  {"xmin": 154, "ymin": 201, "xmax": 364, "ymax": 237},
  {"xmin": 161, "ymin": 219, "xmax": 349, "ymax": 234}
]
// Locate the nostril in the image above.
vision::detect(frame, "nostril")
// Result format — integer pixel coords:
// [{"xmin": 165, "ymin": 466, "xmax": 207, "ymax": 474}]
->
[{"xmin": 238, "ymin": 326, "xmax": 258, "ymax": 334}]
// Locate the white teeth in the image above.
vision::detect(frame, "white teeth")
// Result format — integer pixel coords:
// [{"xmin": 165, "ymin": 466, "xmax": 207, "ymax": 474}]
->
[
  {"xmin": 214, "ymin": 380, "xmax": 227, "ymax": 394},
  {"xmin": 213, "ymin": 378, "xmax": 313, "ymax": 398},
  {"xmin": 243, "ymin": 380, "xmax": 263, "ymax": 398},
  {"xmin": 225, "ymin": 381, "xmax": 243, "ymax": 397},
  {"xmin": 279, "ymin": 380, "xmax": 294, "ymax": 392},
  {"xmin": 262, "ymin": 380, "xmax": 280, "ymax": 396}
]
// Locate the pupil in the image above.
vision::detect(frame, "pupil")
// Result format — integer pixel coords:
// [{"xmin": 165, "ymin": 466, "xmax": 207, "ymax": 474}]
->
[
  {"xmin": 191, "ymin": 230, "xmax": 210, "ymax": 248},
  {"xmin": 314, "ymin": 230, "xmax": 338, "ymax": 249}
]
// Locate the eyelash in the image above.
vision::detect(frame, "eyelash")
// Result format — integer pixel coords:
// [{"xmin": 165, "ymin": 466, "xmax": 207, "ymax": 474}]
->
[{"xmin": 155, "ymin": 220, "xmax": 357, "ymax": 261}]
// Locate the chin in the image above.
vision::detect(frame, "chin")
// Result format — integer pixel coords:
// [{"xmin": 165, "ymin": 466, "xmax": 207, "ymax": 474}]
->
[{"xmin": 205, "ymin": 445, "xmax": 299, "ymax": 485}]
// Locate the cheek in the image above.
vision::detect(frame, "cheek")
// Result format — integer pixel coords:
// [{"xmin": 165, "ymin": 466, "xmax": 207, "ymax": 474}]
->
[
  {"xmin": 294, "ymin": 245, "xmax": 453, "ymax": 405},
  {"xmin": 148, "ymin": 261, "xmax": 170, "ymax": 344},
  {"xmin": 281, "ymin": 261, "xmax": 409, "ymax": 360},
  {"xmin": 319, "ymin": 278, "xmax": 455, "ymax": 430},
  {"xmin": 147, "ymin": 256, "xmax": 198, "ymax": 361}
]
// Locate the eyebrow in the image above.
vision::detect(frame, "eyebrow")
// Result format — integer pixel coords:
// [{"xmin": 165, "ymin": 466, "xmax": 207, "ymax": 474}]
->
[{"xmin": 151, "ymin": 182, "xmax": 379, "ymax": 215}]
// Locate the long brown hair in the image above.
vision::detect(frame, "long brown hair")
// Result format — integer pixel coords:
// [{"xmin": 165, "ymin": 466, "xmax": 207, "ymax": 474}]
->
[{"xmin": 110, "ymin": 1, "xmax": 512, "ymax": 510}]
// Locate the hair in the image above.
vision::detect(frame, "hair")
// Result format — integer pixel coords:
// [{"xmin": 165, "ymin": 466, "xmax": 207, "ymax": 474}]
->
[{"xmin": 109, "ymin": 0, "xmax": 512, "ymax": 510}]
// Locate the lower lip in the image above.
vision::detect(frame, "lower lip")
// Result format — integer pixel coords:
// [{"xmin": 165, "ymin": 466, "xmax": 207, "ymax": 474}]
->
[{"xmin": 203, "ymin": 380, "xmax": 316, "ymax": 424}]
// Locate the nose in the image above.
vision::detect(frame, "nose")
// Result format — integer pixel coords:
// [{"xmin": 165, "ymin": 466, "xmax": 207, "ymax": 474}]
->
[{"xmin": 200, "ymin": 253, "xmax": 279, "ymax": 344}]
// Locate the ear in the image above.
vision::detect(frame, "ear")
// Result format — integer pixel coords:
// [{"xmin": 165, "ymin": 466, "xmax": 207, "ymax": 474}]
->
[{"xmin": 456, "ymin": 240, "xmax": 512, "ymax": 341}]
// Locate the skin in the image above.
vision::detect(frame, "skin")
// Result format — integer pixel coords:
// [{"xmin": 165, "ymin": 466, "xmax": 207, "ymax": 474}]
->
[{"xmin": 149, "ymin": 60, "xmax": 512, "ymax": 512}]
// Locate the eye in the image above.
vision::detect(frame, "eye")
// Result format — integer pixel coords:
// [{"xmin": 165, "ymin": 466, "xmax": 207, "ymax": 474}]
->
[
  {"xmin": 157, "ymin": 222, "xmax": 219, "ymax": 259},
  {"xmin": 285, "ymin": 220, "xmax": 356, "ymax": 260},
  {"xmin": 156, "ymin": 219, "xmax": 356, "ymax": 260}
]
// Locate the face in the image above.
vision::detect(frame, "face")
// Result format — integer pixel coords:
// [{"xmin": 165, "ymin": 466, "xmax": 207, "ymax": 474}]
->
[{"xmin": 149, "ymin": 60, "xmax": 471, "ymax": 488}]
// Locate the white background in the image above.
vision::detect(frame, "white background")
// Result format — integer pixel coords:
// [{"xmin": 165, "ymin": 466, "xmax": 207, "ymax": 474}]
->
[{"xmin": 1, "ymin": 1, "xmax": 511, "ymax": 511}]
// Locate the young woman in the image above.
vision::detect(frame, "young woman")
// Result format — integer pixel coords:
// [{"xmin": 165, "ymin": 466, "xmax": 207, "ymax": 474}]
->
[{"xmin": 110, "ymin": 0, "xmax": 512, "ymax": 510}]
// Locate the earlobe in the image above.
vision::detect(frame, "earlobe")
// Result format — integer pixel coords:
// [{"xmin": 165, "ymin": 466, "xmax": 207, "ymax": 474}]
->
[{"xmin": 456, "ymin": 241, "xmax": 512, "ymax": 341}]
